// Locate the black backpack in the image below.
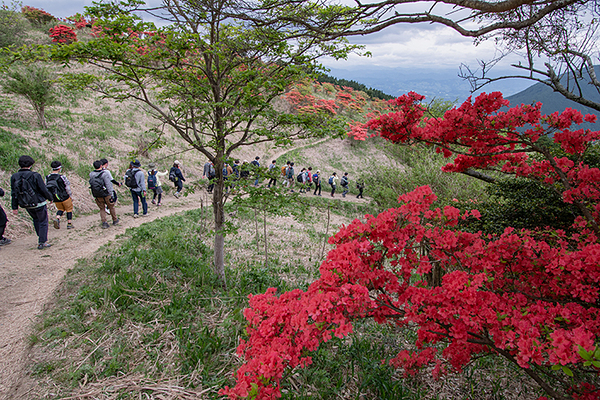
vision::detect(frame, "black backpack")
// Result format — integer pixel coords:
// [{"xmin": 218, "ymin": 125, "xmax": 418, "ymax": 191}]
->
[
  {"xmin": 124, "ymin": 169, "xmax": 139, "ymax": 188},
  {"xmin": 313, "ymin": 173, "xmax": 319, "ymax": 184},
  {"xmin": 297, "ymin": 173, "xmax": 303, "ymax": 183},
  {"xmin": 15, "ymin": 174, "xmax": 38, "ymax": 208},
  {"xmin": 89, "ymin": 171, "xmax": 109, "ymax": 198},
  {"xmin": 169, "ymin": 168, "xmax": 178, "ymax": 182},
  {"xmin": 147, "ymin": 172, "xmax": 157, "ymax": 190},
  {"xmin": 46, "ymin": 174, "xmax": 69, "ymax": 202}
]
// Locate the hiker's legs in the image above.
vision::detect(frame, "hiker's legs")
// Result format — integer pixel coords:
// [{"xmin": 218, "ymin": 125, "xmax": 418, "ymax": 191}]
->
[
  {"xmin": 331, "ymin": 185, "xmax": 336, "ymax": 197},
  {"xmin": 104, "ymin": 196, "xmax": 118, "ymax": 222},
  {"xmin": 95, "ymin": 197, "xmax": 108, "ymax": 223},
  {"xmin": 140, "ymin": 193, "xmax": 148, "ymax": 215},
  {"xmin": 0, "ymin": 206, "xmax": 7, "ymax": 239},
  {"xmin": 27, "ymin": 205, "xmax": 48, "ymax": 244},
  {"xmin": 131, "ymin": 190, "xmax": 140, "ymax": 215},
  {"xmin": 175, "ymin": 180, "xmax": 183, "ymax": 194}
]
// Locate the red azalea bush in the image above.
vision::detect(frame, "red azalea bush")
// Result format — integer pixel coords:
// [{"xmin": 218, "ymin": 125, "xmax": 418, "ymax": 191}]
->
[
  {"xmin": 223, "ymin": 92, "xmax": 600, "ymax": 400},
  {"xmin": 49, "ymin": 25, "xmax": 77, "ymax": 44},
  {"xmin": 21, "ymin": 5, "xmax": 56, "ymax": 25}
]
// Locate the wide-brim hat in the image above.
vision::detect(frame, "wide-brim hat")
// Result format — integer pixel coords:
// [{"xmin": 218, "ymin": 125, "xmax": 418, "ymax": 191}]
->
[
  {"xmin": 174, "ymin": 160, "xmax": 181, "ymax": 165},
  {"xmin": 148, "ymin": 162, "xmax": 156, "ymax": 169},
  {"xmin": 132, "ymin": 159, "xmax": 141, "ymax": 167}
]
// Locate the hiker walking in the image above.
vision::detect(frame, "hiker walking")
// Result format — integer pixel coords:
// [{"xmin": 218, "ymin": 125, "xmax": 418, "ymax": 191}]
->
[
  {"xmin": 267, "ymin": 160, "xmax": 277, "ymax": 188},
  {"xmin": 147, "ymin": 163, "xmax": 167, "ymax": 206},
  {"xmin": 169, "ymin": 160, "xmax": 185, "ymax": 198},
  {"xmin": 286, "ymin": 162, "xmax": 295, "ymax": 192},
  {"xmin": 281, "ymin": 161, "xmax": 290, "ymax": 187},
  {"xmin": 341, "ymin": 172, "xmax": 349, "ymax": 197},
  {"xmin": 312, "ymin": 170, "xmax": 322, "ymax": 196},
  {"xmin": 90, "ymin": 160, "xmax": 119, "ymax": 228},
  {"xmin": 251, "ymin": 156, "xmax": 261, "ymax": 186},
  {"xmin": 329, "ymin": 172, "xmax": 338, "ymax": 197},
  {"xmin": 298, "ymin": 168, "xmax": 307, "ymax": 193},
  {"xmin": 46, "ymin": 161, "xmax": 74, "ymax": 230},
  {"xmin": 10, "ymin": 155, "xmax": 54, "ymax": 249},
  {"xmin": 0, "ymin": 187, "xmax": 11, "ymax": 248},
  {"xmin": 100, "ymin": 158, "xmax": 121, "ymax": 204},
  {"xmin": 356, "ymin": 179, "xmax": 365, "ymax": 199},
  {"xmin": 125, "ymin": 159, "xmax": 148, "ymax": 218}
]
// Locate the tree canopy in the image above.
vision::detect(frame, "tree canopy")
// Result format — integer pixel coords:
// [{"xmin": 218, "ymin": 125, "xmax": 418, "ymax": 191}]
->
[{"xmin": 39, "ymin": 0, "xmax": 362, "ymax": 283}]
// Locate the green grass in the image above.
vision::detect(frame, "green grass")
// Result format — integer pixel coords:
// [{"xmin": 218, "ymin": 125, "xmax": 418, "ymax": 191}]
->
[{"xmin": 0, "ymin": 127, "xmax": 43, "ymax": 171}]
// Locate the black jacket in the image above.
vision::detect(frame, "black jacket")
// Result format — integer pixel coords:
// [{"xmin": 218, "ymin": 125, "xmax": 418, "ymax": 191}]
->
[
  {"xmin": 10, "ymin": 169, "xmax": 53, "ymax": 210},
  {"xmin": 170, "ymin": 166, "xmax": 185, "ymax": 182}
]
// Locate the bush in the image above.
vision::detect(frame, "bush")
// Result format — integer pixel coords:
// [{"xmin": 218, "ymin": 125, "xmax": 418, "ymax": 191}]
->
[
  {"xmin": 48, "ymin": 24, "xmax": 76, "ymax": 44},
  {"xmin": 21, "ymin": 5, "xmax": 55, "ymax": 25},
  {"xmin": 362, "ymin": 143, "xmax": 488, "ymax": 211},
  {"xmin": 0, "ymin": 9, "xmax": 28, "ymax": 48},
  {"xmin": 2, "ymin": 63, "xmax": 56, "ymax": 128}
]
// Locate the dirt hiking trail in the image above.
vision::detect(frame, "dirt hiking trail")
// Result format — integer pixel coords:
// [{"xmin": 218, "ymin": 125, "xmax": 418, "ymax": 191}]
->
[
  {"xmin": 0, "ymin": 185, "xmax": 367, "ymax": 399},
  {"xmin": 0, "ymin": 189, "xmax": 211, "ymax": 400}
]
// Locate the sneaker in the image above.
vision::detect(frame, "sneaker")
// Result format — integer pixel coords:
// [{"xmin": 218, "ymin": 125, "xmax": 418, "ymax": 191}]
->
[
  {"xmin": 133, "ymin": 214, "xmax": 139, "ymax": 218},
  {"xmin": 67, "ymin": 223, "xmax": 74, "ymax": 229},
  {"xmin": 141, "ymin": 213, "xmax": 149, "ymax": 217},
  {"xmin": 113, "ymin": 218, "xmax": 120, "ymax": 226},
  {"xmin": 38, "ymin": 243, "xmax": 52, "ymax": 250},
  {"xmin": 102, "ymin": 222, "xmax": 110, "ymax": 229},
  {"xmin": 0, "ymin": 238, "xmax": 12, "ymax": 246},
  {"xmin": 157, "ymin": 203, "xmax": 161, "ymax": 206},
  {"xmin": 174, "ymin": 192, "xmax": 180, "ymax": 198},
  {"xmin": 53, "ymin": 218, "xmax": 60, "ymax": 229},
  {"xmin": 151, "ymin": 199, "xmax": 156, "ymax": 205}
]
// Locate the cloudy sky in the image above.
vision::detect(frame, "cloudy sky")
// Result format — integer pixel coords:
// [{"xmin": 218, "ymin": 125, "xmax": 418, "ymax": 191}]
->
[{"xmin": 23, "ymin": 0, "xmax": 531, "ymax": 97}]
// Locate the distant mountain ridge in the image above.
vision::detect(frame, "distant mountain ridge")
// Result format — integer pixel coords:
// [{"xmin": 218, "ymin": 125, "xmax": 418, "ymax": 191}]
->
[{"xmin": 506, "ymin": 66, "xmax": 600, "ymax": 131}]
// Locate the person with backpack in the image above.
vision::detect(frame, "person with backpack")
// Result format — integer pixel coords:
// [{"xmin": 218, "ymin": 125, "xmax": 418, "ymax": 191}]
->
[
  {"xmin": 329, "ymin": 172, "xmax": 338, "ymax": 197},
  {"xmin": 10, "ymin": 155, "xmax": 54, "ymax": 249},
  {"xmin": 0, "ymin": 187, "xmax": 11, "ymax": 247},
  {"xmin": 90, "ymin": 159, "xmax": 119, "ymax": 228},
  {"xmin": 286, "ymin": 162, "xmax": 295, "ymax": 192},
  {"xmin": 169, "ymin": 160, "xmax": 185, "ymax": 198},
  {"xmin": 356, "ymin": 179, "xmax": 365, "ymax": 199},
  {"xmin": 100, "ymin": 158, "xmax": 121, "ymax": 204},
  {"xmin": 251, "ymin": 156, "xmax": 261, "ymax": 186},
  {"xmin": 267, "ymin": 160, "xmax": 277, "ymax": 188},
  {"xmin": 341, "ymin": 172, "xmax": 350, "ymax": 198},
  {"xmin": 281, "ymin": 161, "xmax": 290, "ymax": 187},
  {"xmin": 147, "ymin": 163, "xmax": 167, "ymax": 206},
  {"xmin": 125, "ymin": 159, "xmax": 148, "ymax": 218},
  {"xmin": 312, "ymin": 169, "xmax": 322, "ymax": 196},
  {"xmin": 46, "ymin": 161, "xmax": 74, "ymax": 230},
  {"xmin": 297, "ymin": 168, "xmax": 307, "ymax": 193}
]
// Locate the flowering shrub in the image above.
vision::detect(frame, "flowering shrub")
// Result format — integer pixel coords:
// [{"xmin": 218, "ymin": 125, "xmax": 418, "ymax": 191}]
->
[
  {"xmin": 49, "ymin": 25, "xmax": 77, "ymax": 44},
  {"xmin": 67, "ymin": 14, "xmax": 90, "ymax": 29},
  {"xmin": 223, "ymin": 92, "xmax": 600, "ymax": 400},
  {"xmin": 21, "ymin": 5, "xmax": 55, "ymax": 25}
]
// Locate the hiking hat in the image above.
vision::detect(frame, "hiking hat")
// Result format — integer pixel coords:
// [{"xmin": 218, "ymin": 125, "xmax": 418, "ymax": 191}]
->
[
  {"xmin": 148, "ymin": 162, "xmax": 156, "ymax": 169},
  {"xmin": 132, "ymin": 159, "xmax": 141, "ymax": 167},
  {"xmin": 18, "ymin": 155, "xmax": 35, "ymax": 168},
  {"xmin": 174, "ymin": 160, "xmax": 181, "ymax": 165}
]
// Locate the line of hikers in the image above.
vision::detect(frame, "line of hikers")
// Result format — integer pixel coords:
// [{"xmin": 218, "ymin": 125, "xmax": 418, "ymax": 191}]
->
[
  {"xmin": 201, "ymin": 158, "xmax": 365, "ymax": 198},
  {"xmin": 3, "ymin": 154, "xmax": 364, "ymax": 251},
  {"xmin": 1, "ymin": 155, "xmax": 186, "ymax": 250}
]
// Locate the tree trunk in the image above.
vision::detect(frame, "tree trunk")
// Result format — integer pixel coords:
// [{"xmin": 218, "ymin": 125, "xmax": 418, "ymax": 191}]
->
[{"xmin": 212, "ymin": 176, "xmax": 226, "ymax": 288}]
